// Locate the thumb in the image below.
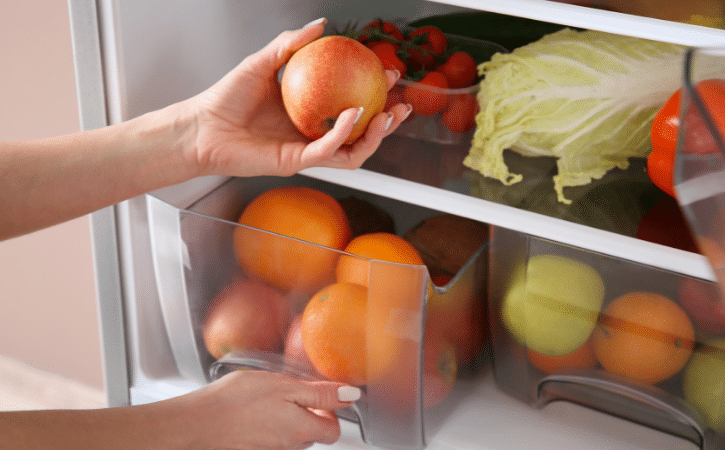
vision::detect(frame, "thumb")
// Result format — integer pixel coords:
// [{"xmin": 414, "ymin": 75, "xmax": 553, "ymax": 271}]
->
[
  {"xmin": 244, "ymin": 18, "xmax": 326, "ymax": 74},
  {"xmin": 287, "ymin": 381, "xmax": 362, "ymax": 411}
]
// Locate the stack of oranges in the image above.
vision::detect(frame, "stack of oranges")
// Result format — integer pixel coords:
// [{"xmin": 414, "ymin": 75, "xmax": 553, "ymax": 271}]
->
[{"xmin": 225, "ymin": 185, "xmax": 487, "ymax": 409}]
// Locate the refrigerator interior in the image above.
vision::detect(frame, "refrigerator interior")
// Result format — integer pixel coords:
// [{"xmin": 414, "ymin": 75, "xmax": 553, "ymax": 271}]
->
[{"xmin": 68, "ymin": 0, "xmax": 725, "ymax": 449}]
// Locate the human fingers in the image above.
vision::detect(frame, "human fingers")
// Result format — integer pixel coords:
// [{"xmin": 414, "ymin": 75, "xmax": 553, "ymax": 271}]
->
[
  {"xmin": 282, "ymin": 381, "xmax": 361, "ymax": 446},
  {"xmin": 286, "ymin": 381, "xmax": 361, "ymax": 411},
  {"xmin": 386, "ymin": 68, "xmax": 401, "ymax": 90},
  {"xmin": 295, "ymin": 409, "xmax": 342, "ymax": 446},
  {"xmin": 382, "ymin": 102, "xmax": 413, "ymax": 137},
  {"xmin": 299, "ymin": 99, "xmax": 411, "ymax": 171},
  {"xmin": 340, "ymin": 102, "xmax": 412, "ymax": 163},
  {"xmin": 296, "ymin": 107, "xmax": 361, "ymax": 165}
]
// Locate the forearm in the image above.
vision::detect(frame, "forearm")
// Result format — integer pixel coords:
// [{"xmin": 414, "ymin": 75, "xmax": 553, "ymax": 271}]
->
[
  {"xmin": 0, "ymin": 403, "xmax": 199, "ymax": 450},
  {"xmin": 0, "ymin": 101, "xmax": 198, "ymax": 241}
]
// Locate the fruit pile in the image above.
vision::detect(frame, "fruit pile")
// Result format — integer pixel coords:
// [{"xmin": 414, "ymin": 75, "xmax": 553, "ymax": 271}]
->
[
  {"xmin": 499, "ymin": 253, "xmax": 725, "ymax": 433},
  {"xmin": 201, "ymin": 186, "xmax": 489, "ymax": 410},
  {"xmin": 340, "ymin": 19, "xmax": 483, "ymax": 135}
]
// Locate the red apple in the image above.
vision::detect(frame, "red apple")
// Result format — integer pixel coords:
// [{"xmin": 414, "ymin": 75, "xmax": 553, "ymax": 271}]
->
[
  {"xmin": 283, "ymin": 314, "xmax": 322, "ymax": 377},
  {"xmin": 202, "ymin": 278, "xmax": 290, "ymax": 360},
  {"xmin": 379, "ymin": 327, "xmax": 457, "ymax": 411},
  {"xmin": 422, "ymin": 329, "xmax": 458, "ymax": 409},
  {"xmin": 678, "ymin": 277, "xmax": 725, "ymax": 336},
  {"xmin": 281, "ymin": 35, "xmax": 388, "ymax": 144}
]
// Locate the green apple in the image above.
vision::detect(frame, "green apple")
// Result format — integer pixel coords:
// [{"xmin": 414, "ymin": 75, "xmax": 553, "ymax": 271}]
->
[
  {"xmin": 502, "ymin": 254, "xmax": 605, "ymax": 356},
  {"xmin": 683, "ymin": 338, "xmax": 725, "ymax": 433}
]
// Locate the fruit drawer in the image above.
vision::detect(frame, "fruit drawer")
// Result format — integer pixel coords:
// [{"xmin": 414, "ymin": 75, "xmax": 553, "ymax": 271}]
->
[
  {"xmin": 487, "ymin": 225, "xmax": 725, "ymax": 449},
  {"xmin": 146, "ymin": 174, "xmax": 490, "ymax": 450}
]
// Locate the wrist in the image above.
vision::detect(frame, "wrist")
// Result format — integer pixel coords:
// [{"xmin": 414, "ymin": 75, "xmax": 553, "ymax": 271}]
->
[
  {"xmin": 126, "ymin": 99, "xmax": 203, "ymax": 186},
  {"xmin": 133, "ymin": 400, "xmax": 202, "ymax": 450}
]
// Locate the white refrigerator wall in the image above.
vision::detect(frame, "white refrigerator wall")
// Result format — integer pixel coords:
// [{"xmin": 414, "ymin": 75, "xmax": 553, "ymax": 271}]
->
[{"xmin": 106, "ymin": 1, "xmax": 468, "ymax": 123}]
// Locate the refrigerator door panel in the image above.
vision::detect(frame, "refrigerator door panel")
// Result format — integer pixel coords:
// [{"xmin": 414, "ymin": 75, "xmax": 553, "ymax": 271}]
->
[
  {"xmin": 116, "ymin": 197, "xmax": 180, "ymax": 382},
  {"xmin": 147, "ymin": 196, "xmax": 210, "ymax": 383},
  {"xmin": 676, "ymin": 47, "xmax": 725, "ymax": 297}
]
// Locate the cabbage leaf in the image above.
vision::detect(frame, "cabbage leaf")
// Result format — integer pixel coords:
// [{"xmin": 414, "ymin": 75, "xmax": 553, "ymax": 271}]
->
[{"xmin": 465, "ymin": 28, "xmax": 690, "ymax": 204}]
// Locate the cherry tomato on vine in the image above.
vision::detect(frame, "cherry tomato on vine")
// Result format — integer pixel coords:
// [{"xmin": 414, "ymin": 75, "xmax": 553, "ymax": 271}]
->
[
  {"xmin": 366, "ymin": 40, "xmax": 407, "ymax": 77},
  {"xmin": 435, "ymin": 51, "xmax": 478, "ymax": 89},
  {"xmin": 358, "ymin": 20, "xmax": 404, "ymax": 45},
  {"xmin": 442, "ymin": 94, "xmax": 478, "ymax": 133},
  {"xmin": 404, "ymin": 71, "xmax": 449, "ymax": 116},
  {"xmin": 406, "ymin": 25, "xmax": 448, "ymax": 71}
]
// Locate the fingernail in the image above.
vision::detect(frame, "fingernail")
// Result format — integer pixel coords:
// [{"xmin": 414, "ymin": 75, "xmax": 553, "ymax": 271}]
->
[
  {"xmin": 338, "ymin": 386, "xmax": 361, "ymax": 402},
  {"xmin": 352, "ymin": 107, "xmax": 364, "ymax": 125},
  {"xmin": 402, "ymin": 104, "xmax": 413, "ymax": 121},
  {"xmin": 303, "ymin": 17, "xmax": 327, "ymax": 29},
  {"xmin": 391, "ymin": 69, "xmax": 401, "ymax": 80},
  {"xmin": 384, "ymin": 112, "xmax": 394, "ymax": 132}
]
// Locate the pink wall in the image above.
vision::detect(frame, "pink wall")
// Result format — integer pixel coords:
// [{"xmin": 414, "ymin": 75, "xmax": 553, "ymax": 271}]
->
[{"xmin": 0, "ymin": 1, "xmax": 104, "ymax": 389}]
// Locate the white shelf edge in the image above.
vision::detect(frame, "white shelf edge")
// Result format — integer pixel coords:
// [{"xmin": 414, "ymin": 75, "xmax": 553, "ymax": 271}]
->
[
  {"xmin": 301, "ymin": 167, "xmax": 716, "ymax": 282},
  {"xmin": 425, "ymin": 0, "xmax": 725, "ymax": 47},
  {"xmin": 129, "ymin": 373, "xmax": 697, "ymax": 450}
]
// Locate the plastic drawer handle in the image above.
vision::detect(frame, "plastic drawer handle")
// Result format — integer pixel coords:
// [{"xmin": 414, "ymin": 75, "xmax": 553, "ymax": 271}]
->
[{"xmin": 536, "ymin": 371, "xmax": 707, "ymax": 448}]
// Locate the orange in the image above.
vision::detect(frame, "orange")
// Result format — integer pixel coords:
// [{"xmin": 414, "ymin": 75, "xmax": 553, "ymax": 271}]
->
[
  {"xmin": 301, "ymin": 282, "xmax": 401, "ymax": 386},
  {"xmin": 336, "ymin": 232, "xmax": 425, "ymax": 286},
  {"xmin": 336, "ymin": 233, "xmax": 429, "ymax": 327},
  {"xmin": 592, "ymin": 291, "xmax": 695, "ymax": 385},
  {"xmin": 233, "ymin": 186, "xmax": 351, "ymax": 293},
  {"xmin": 527, "ymin": 337, "xmax": 598, "ymax": 375}
]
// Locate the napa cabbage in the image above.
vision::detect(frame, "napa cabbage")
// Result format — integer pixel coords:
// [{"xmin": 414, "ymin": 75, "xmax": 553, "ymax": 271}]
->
[{"xmin": 465, "ymin": 28, "xmax": 694, "ymax": 204}]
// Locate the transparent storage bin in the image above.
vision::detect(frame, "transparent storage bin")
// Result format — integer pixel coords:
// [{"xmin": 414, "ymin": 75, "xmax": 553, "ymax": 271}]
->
[
  {"xmin": 487, "ymin": 227, "xmax": 725, "ymax": 448},
  {"xmin": 146, "ymin": 174, "xmax": 489, "ymax": 450},
  {"xmin": 342, "ymin": 20, "xmax": 508, "ymax": 145},
  {"xmin": 487, "ymin": 46, "xmax": 725, "ymax": 449},
  {"xmin": 675, "ymin": 47, "xmax": 725, "ymax": 299}
]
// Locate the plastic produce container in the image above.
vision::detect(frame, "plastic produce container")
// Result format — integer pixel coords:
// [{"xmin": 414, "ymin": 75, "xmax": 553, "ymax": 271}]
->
[
  {"xmin": 146, "ymin": 174, "xmax": 489, "ymax": 450},
  {"xmin": 386, "ymin": 31, "xmax": 507, "ymax": 145},
  {"xmin": 487, "ymin": 46, "xmax": 725, "ymax": 450}
]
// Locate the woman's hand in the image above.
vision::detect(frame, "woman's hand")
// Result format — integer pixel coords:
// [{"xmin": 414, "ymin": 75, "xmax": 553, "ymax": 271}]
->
[
  {"xmin": 185, "ymin": 18, "xmax": 411, "ymax": 178},
  {"xmin": 0, "ymin": 18, "xmax": 411, "ymax": 240},
  {"xmin": 173, "ymin": 370, "xmax": 361, "ymax": 450},
  {"xmin": 0, "ymin": 370, "xmax": 361, "ymax": 450}
]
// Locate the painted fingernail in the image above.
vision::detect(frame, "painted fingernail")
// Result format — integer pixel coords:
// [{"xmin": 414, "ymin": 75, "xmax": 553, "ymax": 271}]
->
[
  {"xmin": 303, "ymin": 17, "xmax": 327, "ymax": 29},
  {"xmin": 352, "ymin": 107, "xmax": 364, "ymax": 125},
  {"xmin": 402, "ymin": 104, "xmax": 413, "ymax": 121},
  {"xmin": 338, "ymin": 386, "xmax": 361, "ymax": 402},
  {"xmin": 384, "ymin": 112, "xmax": 395, "ymax": 131}
]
